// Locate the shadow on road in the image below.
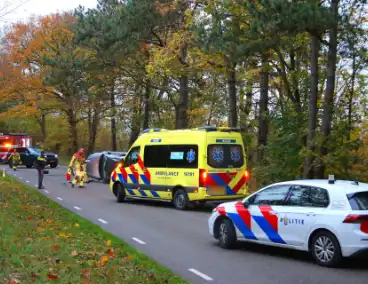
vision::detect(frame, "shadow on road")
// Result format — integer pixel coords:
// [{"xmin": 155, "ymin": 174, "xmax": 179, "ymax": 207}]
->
[
  {"xmin": 211, "ymin": 241, "xmax": 368, "ymax": 270},
  {"xmin": 120, "ymin": 198, "xmax": 216, "ymax": 213}
]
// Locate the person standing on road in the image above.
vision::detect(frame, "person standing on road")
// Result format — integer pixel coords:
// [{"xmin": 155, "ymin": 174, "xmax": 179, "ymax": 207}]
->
[
  {"xmin": 35, "ymin": 149, "xmax": 47, "ymax": 189},
  {"xmin": 68, "ymin": 148, "xmax": 87, "ymax": 188},
  {"xmin": 8, "ymin": 148, "xmax": 21, "ymax": 171}
]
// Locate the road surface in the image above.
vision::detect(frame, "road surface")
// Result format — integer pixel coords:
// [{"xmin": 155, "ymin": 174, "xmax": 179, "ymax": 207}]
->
[{"xmin": 2, "ymin": 165, "xmax": 368, "ymax": 284}]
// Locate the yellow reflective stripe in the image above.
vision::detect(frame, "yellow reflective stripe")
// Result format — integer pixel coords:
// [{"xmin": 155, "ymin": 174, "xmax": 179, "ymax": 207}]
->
[{"xmin": 37, "ymin": 157, "xmax": 46, "ymax": 161}]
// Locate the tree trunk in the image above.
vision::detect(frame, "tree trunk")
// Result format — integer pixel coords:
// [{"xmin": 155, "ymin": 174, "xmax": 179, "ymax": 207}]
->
[
  {"xmin": 129, "ymin": 91, "xmax": 142, "ymax": 147},
  {"xmin": 316, "ymin": 0, "xmax": 339, "ymax": 178},
  {"xmin": 303, "ymin": 35, "xmax": 320, "ymax": 179},
  {"xmin": 258, "ymin": 55, "xmax": 269, "ymax": 162},
  {"xmin": 176, "ymin": 73, "xmax": 189, "ymax": 129},
  {"xmin": 347, "ymin": 50, "xmax": 356, "ymax": 140},
  {"xmin": 143, "ymin": 81, "xmax": 150, "ymax": 130},
  {"xmin": 87, "ymin": 107, "xmax": 99, "ymax": 155},
  {"xmin": 66, "ymin": 108, "xmax": 78, "ymax": 153},
  {"xmin": 226, "ymin": 61, "xmax": 238, "ymax": 127},
  {"xmin": 38, "ymin": 113, "xmax": 47, "ymax": 142},
  {"xmin": 110, "ymin": 87, "xmax": 117, "ymax": 151}
]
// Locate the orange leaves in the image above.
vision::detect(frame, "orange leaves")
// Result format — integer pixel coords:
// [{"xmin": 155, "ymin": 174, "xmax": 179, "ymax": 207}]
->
[
  {"xmin": 46, "ymin": 274, "xmax": 58, "ymax": 280},
  {"xmin": 71, "ymin": 250, "xmax": 78, "ymax": 256},
  {"xmin": 50, "ymin": 243, "xmax": 60, "ymax": 252},
  {"xmin": 100, "ymin": 255, "xmax": 109, "ymax": 265}
]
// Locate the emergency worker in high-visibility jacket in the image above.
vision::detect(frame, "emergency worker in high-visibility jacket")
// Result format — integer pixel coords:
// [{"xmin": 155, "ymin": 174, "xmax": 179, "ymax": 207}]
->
[
  {"xmin": 35, "ymin": 150, "xmax": 47, "ymax": 189},
  {"xmin": 68, "ymin": 148, "xmax": 86, "ymax": 188},
  {"xmin": 8, "ymin": 148, "xmax": 21, "ymax": 171}
]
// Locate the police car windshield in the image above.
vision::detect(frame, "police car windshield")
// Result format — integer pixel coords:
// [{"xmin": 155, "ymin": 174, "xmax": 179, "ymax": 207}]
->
[{"xmin": 207, "ymin": 144, "xmax": 244, "ymax": 168}]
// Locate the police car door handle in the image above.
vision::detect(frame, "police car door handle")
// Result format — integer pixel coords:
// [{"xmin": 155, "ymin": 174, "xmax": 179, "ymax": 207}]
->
[{"xmin": 307, "ymin": 212, "xmax": 316, "ymax": 216}]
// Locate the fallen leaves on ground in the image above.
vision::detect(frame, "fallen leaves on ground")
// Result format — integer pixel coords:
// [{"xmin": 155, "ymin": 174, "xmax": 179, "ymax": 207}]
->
[
  {"xmin": 47, "ymin": 274, "xmax": 58, "ymax": 280},
  {"xmin": 1, "ymin": 175, "xmax": 187, "ymax": 284}
]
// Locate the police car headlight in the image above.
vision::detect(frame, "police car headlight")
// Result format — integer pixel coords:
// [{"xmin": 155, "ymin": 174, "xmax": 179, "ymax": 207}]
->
[
  {"xmin": 212, "ymin": 208, "xmax": 217, "ymax": 213},
  {"xmin": 55, "ymin": 154, "xmax": 58, "ymax": 158}
]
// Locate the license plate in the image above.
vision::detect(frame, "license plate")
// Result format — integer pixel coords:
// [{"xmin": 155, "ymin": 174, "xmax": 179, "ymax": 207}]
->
[{"xmin": 208, "ymin": 186, "xmax": 226, "ymax": 196}]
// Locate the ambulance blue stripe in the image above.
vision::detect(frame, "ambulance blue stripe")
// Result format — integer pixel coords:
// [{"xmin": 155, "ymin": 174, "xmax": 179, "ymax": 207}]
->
[
  {"xmin": 140, "ymin": 175, "xmax": 150, "ymax": 185},
  {"xmin": 128, "ymin": 174, "xmax": 138, "ymax": 184},
  {"xmin": 210, "ymin": 174, "xmax": 234, "ymax": 195},
  {"xmin": 127, "ymin": 189, "xmax": 135, "ymax": 195},
  {"xmin": 117, "ymin": 173, "xmax": 127, "ymax": 183},
  {"xmin": 150, "ymin": 191, "xmax": 160, "ymax": 197},
  {"xmin": 138, "ymin": 190, "xmax": 147, "ymax": 197},
  {"xmin": 227, "ymin": 213, "xmax": 257, "ymax": 240},
  {"xmin": 252, "ymin": 216, "xmax": 286, "ymax": 244}
]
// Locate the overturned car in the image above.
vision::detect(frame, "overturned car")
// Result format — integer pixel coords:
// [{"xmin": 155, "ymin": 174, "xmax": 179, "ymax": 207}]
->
[{"xmin": 86, "ymin": 151, "xmax": 126, "ymax": 183}]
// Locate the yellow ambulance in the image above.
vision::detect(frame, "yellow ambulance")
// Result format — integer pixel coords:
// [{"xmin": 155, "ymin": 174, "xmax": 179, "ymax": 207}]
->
[{"xmin": 109, "ymin": 126, "xmax": 250, "ymax": 210}]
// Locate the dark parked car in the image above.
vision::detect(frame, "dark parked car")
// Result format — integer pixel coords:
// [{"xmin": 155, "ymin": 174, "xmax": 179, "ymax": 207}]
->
[
  {"xmin": 6, "ymin": 147, "xmax": 59, "ymax": 168},
  {"xmin": 86, "ymin": 151, "xmax": 126, "ymax": 183}
]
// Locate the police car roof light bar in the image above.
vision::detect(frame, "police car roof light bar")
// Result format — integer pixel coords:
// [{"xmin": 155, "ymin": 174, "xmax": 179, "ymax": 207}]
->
[{"xmin": 328, "ymin": 175, "xmax": 335, "ymax": 184}]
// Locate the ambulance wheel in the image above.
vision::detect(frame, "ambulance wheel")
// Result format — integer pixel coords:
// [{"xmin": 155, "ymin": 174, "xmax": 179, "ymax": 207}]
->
[
  {"xmin": 173, "ymin": 189, "xmax": 189, "ymax": 210},
  {"xmin": 115, "ymin": 183, "xmax": 126, "ymax": 203},
  {"xmin": 218, "ymin": 218, "xmax": 237, "ymax": 249}
]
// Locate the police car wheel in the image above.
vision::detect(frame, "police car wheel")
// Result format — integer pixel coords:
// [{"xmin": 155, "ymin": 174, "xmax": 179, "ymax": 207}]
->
[
  {"xmin": 310, "ymin": 231, "xmax": 342, "ymax": 267},
  {"xmin": 173, "ymin": 189, "xmax": 189, "ymax": 210},
  {"xmin": 218, "ymin": 218, "xmax": 237, "ymax": 249},
  {"xmin": 116, "ymin": 183, "xmax": 126, "ymax": 203}
]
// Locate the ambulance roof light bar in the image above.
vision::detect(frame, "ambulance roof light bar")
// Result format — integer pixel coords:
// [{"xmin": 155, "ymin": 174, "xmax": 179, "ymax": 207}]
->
[
  {"xmin": 198, "ymin": 126, "xmax": 243, "ymax": 132},
  {"xmin": 328, "ymin": 175, "xmax": 335, "ymax": 184}
]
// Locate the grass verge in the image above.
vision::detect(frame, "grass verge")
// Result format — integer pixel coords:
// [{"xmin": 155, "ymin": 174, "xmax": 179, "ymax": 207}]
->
[{"xmin": 0, "ymin": 175, "xmax": 187, "ymax": 284}]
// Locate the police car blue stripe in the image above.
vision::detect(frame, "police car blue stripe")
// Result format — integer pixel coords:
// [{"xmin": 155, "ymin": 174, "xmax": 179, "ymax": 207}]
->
[
  {"xmin": 128, "ymin": 174, "xmax": 138, "ymax": 184},
  {"xmin": 252, "ymin": 216, "xmax": 286, "ymax": 244},
  {"xmin": 138, "ymin": 190, "xmax": 147, "ymax": 197},
  {"xmin": 117, "ymin": 173, "xmax": 127, "ymax": 183},
  {"xmin": 140, "ymin": 174, "xmax": 150, "ymax": 185},
  {"xmin": 150, "ymin": 190, "xmax": 160, "ymax": 198},
  {"xmin": 227, "ymin": 213, "xmax": 258, "ymax": 240},
  {"xmin": 111, "ymin": 176, "xmax": 116, "ymax": 183},
  {"xmin": 127, "ymin": 189, "xmax": 135, "ymax": 195},
  {"xmin": 209, "ymin": 174, "xmax": 234, "ymax": 195}
]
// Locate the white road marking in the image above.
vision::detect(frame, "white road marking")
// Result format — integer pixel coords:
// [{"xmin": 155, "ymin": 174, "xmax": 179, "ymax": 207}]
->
[
  {"xmin": 74, "ymin": 206, "xmax": 81, "ymax": 211},
  {"xmin": 26, "ymin": 180, "xmax": 30, "ymax": 183},
  {"xmin": 34, "ymin": 184, "xmax": 38, "ymax": 187},
  {"xmin": 188, "ymin": 269, "xmax": 213, "ymax": 281},
  {"xmin": 19, "ymin": 177, "xmax": 23, "ymax": 179},
  {"xmin": 98, "ymin": 219, "xmax": 108, "ymax": 224},
  {"xmin": 44, "ymin": 190, "xmax": 49, "ymax": 194},
  {"xmin": 57, "ymin": 197, "xmax": 63, "ymax": 201},
  {"xmin": 132, "ymin": 237, "xmax": 146, "ymax": 245}
]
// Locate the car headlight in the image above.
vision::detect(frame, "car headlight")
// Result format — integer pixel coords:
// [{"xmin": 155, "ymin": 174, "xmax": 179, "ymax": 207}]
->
[
  {"xmin": 55, "ymin": 154, "xmax": 58, "ymax": 158},
  {"xmin": 212, "ymin": 208, "xmax": 217, "ymax": 213}
]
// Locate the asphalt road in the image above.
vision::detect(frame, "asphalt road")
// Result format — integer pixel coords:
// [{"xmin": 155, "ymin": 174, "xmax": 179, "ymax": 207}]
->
[{"xmin": 2, "ymin": 164, "xmax": 368, "ymax": 284}]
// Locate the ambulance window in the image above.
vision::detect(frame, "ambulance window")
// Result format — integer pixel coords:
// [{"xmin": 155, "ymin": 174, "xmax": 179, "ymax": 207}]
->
[
  {"xmin": 167, "ymin": 145, "xmax": 198, "ymax": 168},
  {"xmin": 125, "ymin": 147, "xmax": 140, "ymax": 167},
  {"xmin": 207, "ymin": 144, "xmax": 244, "ymax": 168},
  {"xmin": 144, "ymin": 145, "xmax": 169, "ymax": 168}
]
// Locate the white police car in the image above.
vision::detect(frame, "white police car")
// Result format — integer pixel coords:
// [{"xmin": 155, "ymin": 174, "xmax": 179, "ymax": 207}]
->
[{"xmin": 208, "ymin": 176, "xmax": 368, "ymax": 267}]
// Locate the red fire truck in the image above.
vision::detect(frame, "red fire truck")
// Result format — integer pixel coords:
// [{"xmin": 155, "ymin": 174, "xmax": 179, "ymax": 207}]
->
[{"xmin": 0, "ymin": 133, "xmax": 32, "ymax": 163}]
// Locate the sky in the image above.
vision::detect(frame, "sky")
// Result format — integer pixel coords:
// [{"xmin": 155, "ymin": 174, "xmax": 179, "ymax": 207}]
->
[{"xmin": 0, "ymin": 0, "xmax": 98, "ymax": 26}]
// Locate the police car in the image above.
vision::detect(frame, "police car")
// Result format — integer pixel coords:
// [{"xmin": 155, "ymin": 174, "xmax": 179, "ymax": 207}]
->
[{"xmin": 208, "ymin": 176, "xmax": 368, "ymax": 267}]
